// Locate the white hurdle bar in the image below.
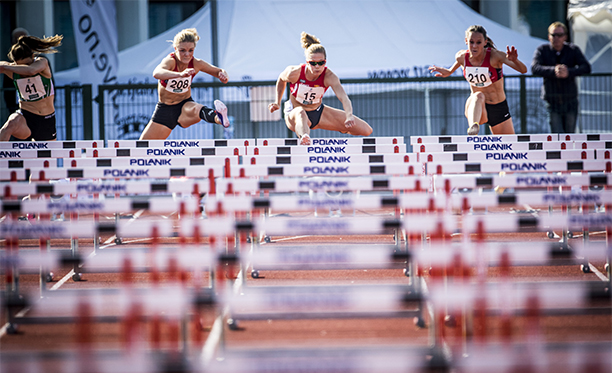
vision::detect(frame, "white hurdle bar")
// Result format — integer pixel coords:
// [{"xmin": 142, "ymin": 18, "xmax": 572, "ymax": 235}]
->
[
  {"xmin": 0, "ymin": 140, "xmax": 103, "ymax": 150},
  {"xmin": 410, "ymin": 134, "xmax": 559, "ymax": 144},
  {"xmin": 256, "ymin": 136, "xmax": 405, "ymax": 146},
  {"xmin": 108, "ymin": 138, "xmax": 256, "ymax": 148},
  {"xmin": 416, "ymin": 241, "xmax": 609, "ymax": 266},
  {"xmin": 245, "ymin": 143, "xmax": 405, "ymax": 155},
  {"xmin": 204, "ymin": 189, "xmax": 612, "ymax": 214},
  {"xmin": 413, "ymin": 141, "xmax": 595, "ymax": 153},
  {"xmin": 241, "ymin": 153, "xmax": 417, "ymax": 165},
  {"xmin": 0, "ymin": 156, "xmax": 238, "ymax": 170},
  {"xmin": 409, "ymin": 133, "xmax": 612, "ymax": 145},
  {"xmin": 215, "ymin": 175, "xmax": 430, "ymax": 194},
  {"xmin": 461, "ymin": 213, "xmax": 612, "ymax": 233},
  {"xmin": 432, "ymin": 172, "xmax": 611, "ymax": 190},
  {"xmin": 427, "ymin": 280, "xmax": 610, "ymax": 313},
  {"xmin": 0, "ymin": 195, "xmax": 202, "ymax": 215},
  {"xmin": 0, "ymin": 247, "xmax": 216, "ymax": 274},
  {"xmin": 418, "ymin": 149, "xmax": 596, "ymax": 163},
  {"xmin": 0, "ymin": 148, "xmax": 84, "ymax": 160},
  {"xmin": 246, "ymin": 244, "xmax": 407, "ymax": 271},
  {"xmin": 84, "ymin": 146, "xmax": 243, "ymax": 158},
  {"xmin": 0, "ymin": 179, "xmax": 212, "ymax": 198},
  {"xmin": 25, "ymin": 165, "xmax": 224, "ymax": 181},
  {"xmin": 425, "ymin": 159, "xmax": 610, "ymax": 175}
]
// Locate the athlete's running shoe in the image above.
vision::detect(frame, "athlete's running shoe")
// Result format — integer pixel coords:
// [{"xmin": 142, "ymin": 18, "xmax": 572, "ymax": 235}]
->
[
  {"xmin": 467, "ymin": 123, "xmax": 480, "ymax": 135},
  {"xmin": 299, "ymin": 134, "xmax": 311, "ymax": 146},
  {"xmin": 214, "ymin": 100, "xmax": 229, "ymax": 128}
]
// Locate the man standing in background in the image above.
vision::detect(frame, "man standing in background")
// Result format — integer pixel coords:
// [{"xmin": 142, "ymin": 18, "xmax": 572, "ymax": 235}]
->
[{"xmin": 532, "ymin": 22, "xmax": 591, "ymax": 134}]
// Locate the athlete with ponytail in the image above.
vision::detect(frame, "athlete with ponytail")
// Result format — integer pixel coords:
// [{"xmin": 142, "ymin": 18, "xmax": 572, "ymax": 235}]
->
[
  {"xmin": 140, "ymin": 28, "xmax": 229, "ymax": 140},
  {"xmin": 429, "ymin": 25, "xmax": 527, "ymax": 135},
  {"xmin": 269, "ymin": 32, "xmax": 372, "ymax": 145},
  {"xmin": 0, "ymin": 34, "xmax": 62, "ymax": 141}
]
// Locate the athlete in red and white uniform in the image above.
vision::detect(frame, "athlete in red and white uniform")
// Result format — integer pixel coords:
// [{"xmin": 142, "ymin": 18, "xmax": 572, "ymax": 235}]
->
[
  {"xmin": 140, "ymin": 28, "xmax": 229, "ymax": 140},
  {"xmin": 269, "ymin": 32, "xmax": 372, "ymax": 145},
  {"xmin": 429, "ymin": 25, "xmax": 527, "ymax": 135}
]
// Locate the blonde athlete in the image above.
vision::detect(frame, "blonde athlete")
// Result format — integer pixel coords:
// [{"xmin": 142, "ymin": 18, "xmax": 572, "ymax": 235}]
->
[
  {"xmin": 140, "ymin": 28, "xmax": 229, "ymax": 140},
  {"xmin": 0, "ymin": 34, "xmax": 62, "ymax": 141},
  {"xmin": 269, "ymin": 32, "xmax": 372, "ymax": 145},
  {"xmin": 429, "ymin": 25, "xmax": 527, "ymax": 135}
]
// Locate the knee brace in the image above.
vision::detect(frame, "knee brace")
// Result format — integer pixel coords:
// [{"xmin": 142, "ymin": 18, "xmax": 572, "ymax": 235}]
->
[{"xmin": 199, "ymin": 105, "xmax": 217, "ymax": 123}]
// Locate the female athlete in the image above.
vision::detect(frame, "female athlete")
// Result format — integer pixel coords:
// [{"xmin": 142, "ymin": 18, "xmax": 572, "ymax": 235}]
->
[
  {"xmin": 429, "ymin": 25, "xmax": 527, "ymax": 135},
  {"xmin": 268, "ymin": 32, "xmax": 372, "ymax": 145}
]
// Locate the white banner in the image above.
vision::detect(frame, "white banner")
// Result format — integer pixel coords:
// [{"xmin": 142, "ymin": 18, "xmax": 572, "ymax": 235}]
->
[{"xmin": 70, "ymin": 0, "xmax": 119, "ymax": 88}]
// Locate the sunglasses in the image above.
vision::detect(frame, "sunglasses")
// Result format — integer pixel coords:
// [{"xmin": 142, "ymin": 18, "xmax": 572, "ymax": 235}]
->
[
  {"xmin": 549, "ymin": 33, "xmax": 565, "ymax": 38},
  {"xmin": 308, "ymin": 60, "xmax": 326, "ymax": 66}
]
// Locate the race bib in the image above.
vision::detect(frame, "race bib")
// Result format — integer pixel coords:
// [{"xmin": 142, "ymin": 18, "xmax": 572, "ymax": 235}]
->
[
  {"xmin": 464, "ymin": 66, "xmax": 492, "ymax": 88},
  {"xmin": 165, "ymin": 77, "xmax": 191, "ymax": 93},
  {"xmin": 296, "ymin": 84, "xmax": 325, "ymax": 105},
  {"xmin": 16, "ymin": 75, "xmax": 46, "ymax": 101}
]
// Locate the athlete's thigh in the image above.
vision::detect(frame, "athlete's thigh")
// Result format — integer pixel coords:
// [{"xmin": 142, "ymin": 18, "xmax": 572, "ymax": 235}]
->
[
  {"xmin": 490, "ymin": 118, "xmax": 515, "ymax": 135},
  {"xmin": 178, "ymin": 101, "xmax": 203, "ymax": 128},
  {"xmin": 2, "ymin": 112, "xmax": 31, "ymax": 139},
  {"xmin": 464, "ymin": 94, "xmax": 488, "ymax": 124},
  {"xmin": 140, "ymin": 121, "xmax": 172, "ymax": 140},
  {"xmin": 314, "ymin": 105, "xmax": 349, "ymax": 132}
]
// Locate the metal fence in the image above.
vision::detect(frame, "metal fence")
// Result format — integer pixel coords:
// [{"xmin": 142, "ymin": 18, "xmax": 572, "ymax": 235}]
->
[{"xmin": 1, "ymin": 74, "xmax": 610, "ymax": 142}]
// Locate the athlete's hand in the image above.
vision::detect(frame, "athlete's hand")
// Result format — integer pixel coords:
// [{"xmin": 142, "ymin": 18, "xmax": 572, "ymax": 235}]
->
[
  {"xmin": 345, "ymin": 114, "xmax": 355, "ymax": 129},
  {"xmin": 181, "ymin": 68, "xmax": 196, "ymax": 77},
  {"xmin": 268, "ymin": 103, "xmax": 280, "ymax": 113},
  {"xmin": 428, "ymin": 65, "xmax": 449, "ymax": 78},
  {"xmin": 506, "ymin": 46, "xmax": 518, "ymax": 62},
  {"xmin": 218, "ymin": 69, "xmax": 229, "ymax": 84}
]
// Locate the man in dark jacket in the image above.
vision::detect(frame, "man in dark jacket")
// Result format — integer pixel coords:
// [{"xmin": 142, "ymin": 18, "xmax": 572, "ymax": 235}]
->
[{"xmin": 531, "ymin": 22, "xmax": 591, "ymax": 134}]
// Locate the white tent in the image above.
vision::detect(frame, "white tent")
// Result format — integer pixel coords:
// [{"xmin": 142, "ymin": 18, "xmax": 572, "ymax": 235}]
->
[
  {"xmin": 568, "ymin": 0, "xmax": 612, "ymax": 73},
  {"xmin": 56, "ymin": 0, "xmax": 546, "ymax": 85}
]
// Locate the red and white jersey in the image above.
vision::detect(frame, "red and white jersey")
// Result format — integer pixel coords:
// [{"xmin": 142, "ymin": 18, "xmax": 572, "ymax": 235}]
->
[
  {"xmin": 463, "ymin": 48, "xmax": 503, "ymax": 88},
  {"xmin": 290, "ymin": 64, "xmax": 329, "ymax": 105},
  {"xmin": 160, "ymin": 53, "xmax": 194, "ymax": 93}
]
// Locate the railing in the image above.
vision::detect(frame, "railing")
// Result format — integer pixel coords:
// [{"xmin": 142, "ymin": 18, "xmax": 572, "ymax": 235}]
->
[{"xmin": 1, "ymin": 74, "xmax": 610, "ymax": 141}]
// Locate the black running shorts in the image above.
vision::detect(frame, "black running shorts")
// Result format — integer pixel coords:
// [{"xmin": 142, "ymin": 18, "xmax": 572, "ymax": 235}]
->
[
  {"xmin": 151, "ymin": 97, "xmax": 194, "ymax": 130},
  {"xmin": 17, "ymin": 109, "xmax": 57, "ymax": 141},
  {"xmin": 485, "ymin": 99, "xmax": 512, "ymax": 127},
  {"xmin": 307, "ymin": 105, "xmax": 325, "ymax": 129}
]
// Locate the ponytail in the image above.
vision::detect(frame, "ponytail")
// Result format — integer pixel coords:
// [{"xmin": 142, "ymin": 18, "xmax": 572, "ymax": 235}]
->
[
  {"xmin": 8, "ymin": 34, "xmax": 63, "ymax": 62},
  {"xmin": 300, "ymin": 32, "xmax": 326, "ymax": 59}
]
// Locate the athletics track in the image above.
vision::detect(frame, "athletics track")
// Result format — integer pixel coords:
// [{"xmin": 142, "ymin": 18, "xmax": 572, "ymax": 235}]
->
[{"xmin": 0, "ymin": 134, "xmax": 610, "ymax": 373}]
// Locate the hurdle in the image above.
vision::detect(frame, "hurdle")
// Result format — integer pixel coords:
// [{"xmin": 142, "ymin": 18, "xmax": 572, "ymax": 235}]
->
[
  {"xmin": 0, "ymin": 148, "xmax": 84, "ymax": 160},
  {"xmin": 410, "ymin": 133, "xmax": 559, "ymax": 144},
  {"xmin": 425, "ymin": 159, "xmax": 610, "ymax": 175},
  {"xmin": 418, "ymin": 148, "xmax": 596, "ymax": 163},
  {"xmin": 214, "ymin": 175, "xmax": 430, "ymax": 195},
  {"xmin": 0, "ymin": 178, "xmax": 212, "ymax": 198},
  {"xmin": 0, "ymin": 140, "xmax": 103, "ymax": 150},
  {"xmin": 256, "ymin": 136, "xmax": 405, "ymax": 146},
  {"xmin": 413, "ymin": 140, "xmax": 588, "ymax": 153},
  {"xmin": 84, "ymin": 146, "xmax": 243, "ymax": 158},
  {"xmin": 244, "ymin": 143, "xmax": 406, "ymax": 155},
  {"xmin": 108, "ymin": 138, "xmax": 256, "ymax": 148}
]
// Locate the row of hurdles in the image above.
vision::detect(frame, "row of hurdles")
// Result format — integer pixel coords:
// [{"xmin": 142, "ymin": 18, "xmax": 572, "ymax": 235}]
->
[{"xmin": 1, "ymin": 134, "xmax": 611, "ymax": 372}]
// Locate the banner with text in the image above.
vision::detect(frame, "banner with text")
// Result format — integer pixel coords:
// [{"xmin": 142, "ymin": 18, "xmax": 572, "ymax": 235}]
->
[{"xmin": 70, "ymin": 0, "xmax": 118, "ymax": 90}]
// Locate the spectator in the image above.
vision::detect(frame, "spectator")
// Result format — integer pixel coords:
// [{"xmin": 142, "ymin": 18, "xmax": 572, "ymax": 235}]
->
[{"xmin": 531, "ymin": 22, "xmax": 591, "ymax": 134}]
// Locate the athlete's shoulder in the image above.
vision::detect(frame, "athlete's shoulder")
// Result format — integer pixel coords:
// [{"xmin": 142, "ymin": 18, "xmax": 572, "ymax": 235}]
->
[{"xmin": 455, "ymin": 49, "xmax": 468, "ymax": 64}]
